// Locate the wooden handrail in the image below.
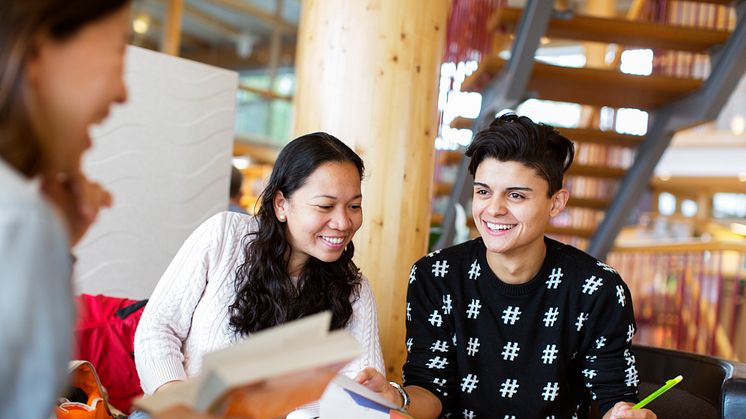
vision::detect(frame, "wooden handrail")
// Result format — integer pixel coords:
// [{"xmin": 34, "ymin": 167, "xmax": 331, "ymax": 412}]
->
[{"xmin": 238, "ymin": 84, "xmax": 293, "ymax": 101}]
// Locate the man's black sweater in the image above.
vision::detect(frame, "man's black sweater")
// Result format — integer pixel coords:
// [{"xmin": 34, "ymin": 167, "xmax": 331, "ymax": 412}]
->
[{"xmin": 402, "ymin": 237, "xmax": 639, "ymax": 418}]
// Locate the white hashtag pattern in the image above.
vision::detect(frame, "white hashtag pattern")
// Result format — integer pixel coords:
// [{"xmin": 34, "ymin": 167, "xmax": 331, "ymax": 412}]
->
[
  {"xmin": 597, "ymin": 260, "xmax": 617, "ymax": 273},
  {"xmin": 627, "ymin": 324, "xmax": 635, "ymax": 343},
  {"xmin": 595, "ymin": 336, "xmax": 607, "ymax": 349},
  {"xmin": 430, "ymin": 340, "xmax": 449, "ymax": 353},
  {"xmin": 575, "ymin": 312, "xmax": 589, "ymax": 331},
  {"xmin": 427, "ymin": 356, "xmax": 449, "ymax": 369},
  {"xmin": 466, "ymin": 299, "xmax": 482, "ymax": 319},
  {"xmin": 543, "ymin": 307, "xmax": 560, "ymax": 327},
  {"xmin": 625, "ymin": 364, "xmax": 640, "ymax": 387},
  {"xmin": 442, "ymin": 294, "xmax": 453, "ymax": 314},
  {"xmin": 463, "ymin": 410, "xmax": 476, "ymax": 419},
  {"xmin": 582, "ymin": 275, "xmax": 604, "ymax": 295},
  {"xmin": 616, "ymin": 284, "xmax": 627, "ymax": 306},
  {"xmin": 541, "ymin": 344, "xmax": 559, "ymax": 364},
  {"xmin": 461, "ymin": 374, "xmax": 479, "ymax": 393},
  {"xmin": 582, "ymin": 368, "xmax": 597, "ymax": 379},
  {"xmin": 406, "ymin": 338, "xmax": 413, "ymax": 352},
  {"xmin": 542, "ymin": 381, "xmax": 560, "ymax": 401},
  {"xmin": 406, "ymin": 302, "xmax": 411, "ymax": 321},
  {"xmin": 432, "ymin": 260, "xmax": 450, "ymax": 278},
  {"xmin": 501, "ymin": 305, "xmax": 522, "ymax": 325},
  {"xmin": 501, "ymin": 341, "xmax": 520, "ymax": 361},
  {"xmin": 409, "ymin": 265, "xmax": 417, "ymax": 284},
  {"xmin": 428, "ymin": 310, "xmax": 443, "ymax": 327},
  {"xmin": 468, "ymin": 259, "xmax": 481, "ymax": 280},
  {"xmin": 466, "ymin": 337, "xmax": 480, "ymax": 356},
  {"xmin": 499, "ymin": 378, "xmax": 519, "ymax": 398},
  {"xmin": 546, "ymin": 267, "xmax": 563, "ymax": 289}
]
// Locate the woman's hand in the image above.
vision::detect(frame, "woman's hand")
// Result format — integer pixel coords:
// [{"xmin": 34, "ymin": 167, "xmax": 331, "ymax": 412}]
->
[
  {"xmin": 354, "ymin": 367, "xmax": 403, "ymax": 407},
  {"xmin": 41, "ymin": 171, "xmax": 112, "ymax": 247},
  {"xmin": 603, "ymin": 401, "xmax": 657, "ymax": 419}
]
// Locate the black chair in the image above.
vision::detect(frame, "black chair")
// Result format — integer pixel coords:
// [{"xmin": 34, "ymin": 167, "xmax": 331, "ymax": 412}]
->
[{"xmin": 630, "ymin": 345, "xmax": 746, "ymax": 419}]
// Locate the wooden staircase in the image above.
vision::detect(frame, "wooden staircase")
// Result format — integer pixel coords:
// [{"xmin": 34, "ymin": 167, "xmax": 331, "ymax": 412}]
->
[{"xmin": 433, "ymin": 0, "xmax": 746, "ymax": 257}]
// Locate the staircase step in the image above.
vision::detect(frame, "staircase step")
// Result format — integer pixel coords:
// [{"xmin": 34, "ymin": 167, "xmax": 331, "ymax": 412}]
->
[
  {"xmin": 546, "ymin": 225, "xmax": 596, "ymax": 238},
  {"xmin": 567, "ymin": 163, "xmax": 626, "ymax": 178},
  {"xmin": 462, "ymin": 57, "xmax": 703, "ymax": 109},
  {"xmin": 451, "ymin": 118, "xmax": 644, "ymax": 148},
  {"xmin": 556, "ymin": 127, "xmax": 644, "ymax": 148},
  {"xmin": 567, "ymin": 196, "xmax": 610, "ymax": 210},
  {"xmin": 491, "ymin": 7, "xmax": 730, "ymax": 53}
]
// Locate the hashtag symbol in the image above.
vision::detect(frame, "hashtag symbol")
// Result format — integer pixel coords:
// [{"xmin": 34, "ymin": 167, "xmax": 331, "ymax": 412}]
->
[
  {"xmin": 625, "ymin": 364, "xmax": 640, "ymax": 387},
  {"xmin": 627, "ymin": 324, "xmax": 635, "ymax": 343},
  {"xmin": 409, "ymin": 265, "xmax": 417, "ymax": 284},
  {"xmin": 452, "ymin": 333, "xmax": 458, "ymax": 347},
  {"xmin": 406, "ymin": 302, "xmax": 411, "ymax": 321},
  {"xmin": 428, "ymin": 310, "xmax": 443, "ymax": 327},
  {"xmin": 543, "ymin": 307, "xmax": 560, "ymax": 327},
  {"xmin": 541, "ymin": 344, "xmax": 559, "ymax": 364},
  {"xmin": 442, "ymin": 294, "xmax": 453, "ymax": 314},
  {"xmin": 616, "ymin": 285, "xmax": 626, "ymax": 306},
  {"xmin": 468, "ymin": 259, "xmax": 481, "ymax": 280},
  {"xmin": 426, "ymin": 356, "xmax": 448, "ymax": 369},
  {"xmin": 624, "ymin": 349, "xmax": 636, "ymax": 366},
  {"xmin": 499, "ymin": 378, "xmax": 519, "ymax": 398},
  {"xmin": 501, "ymin": 341, "xmax": 520, "ymax": 361},
  {"xmin": 546, "ymin": 267, "xmax": 563, "ymax": 289},
  {"xmin": 582, "ymin": 275, "xmax": 604, "ymax": 295},
  {"xmin": 575, "ymin": 312, "xmax": 589, "ymax": 331},
  {"xmin": 586, "ymin": 354, "xmax": 597, "ymax": 363},
  {"xmin": 430, "ymin": 340, "xmax": 449, "ymax": 353},
  {"xmin": 597, "ymin": 260, "xmax": 617, "ymax": 273},
  {"xmin": 406, "ymin": 338, "xmax": 413, "ymax": 352},
  {"xmin": 432, "ymin": 260, "xmax": 450, "ymax": 278},
  {"xmin": 595, "ymin": 336, "xmax": 607, "ymax": 349},
  {"xmin": 466, "ymin": 337, "xmax": 480, "ymax": 356},
  {"xmin": 463, "ymin": 409, "xmax": 476, "ymax": 419},
  {"xmin": 466, "ymin": 299, "xmax": 482, "ymax": 319},
  {"xmin": 433, "ymin": 377, "xmax": 446, "ymax": 387},
  {"xmin": 427, "ymin": 249, "xmax": 441, "ymax": 258},
  {"xmin": 460, "ymin": 374, "xmax": 479, "ymax": 393},
  {"xmin": 541, "ymin": 382, "xmax": 560, "ymax": 401},
  {"xmin": 582, "ymin": 368, "xmax": 597, "ymax": 379},
  {"xmin": 501, "ymin": 305, "xmax": 522, "ymax": 325}
]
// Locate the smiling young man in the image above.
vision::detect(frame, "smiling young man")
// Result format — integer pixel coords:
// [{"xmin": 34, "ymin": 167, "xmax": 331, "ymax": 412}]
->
[{"xmin": 358, "ymin": 114, "xmax": 655, "ymax": 419}]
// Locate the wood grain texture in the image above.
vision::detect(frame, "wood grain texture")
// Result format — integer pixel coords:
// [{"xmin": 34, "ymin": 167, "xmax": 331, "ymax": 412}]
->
[{"xmin": 293, "ymin": 0, "xmax": 450, "ymax": 381}]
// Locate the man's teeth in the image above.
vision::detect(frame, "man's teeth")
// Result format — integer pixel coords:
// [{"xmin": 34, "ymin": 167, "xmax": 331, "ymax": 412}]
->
[
  {"xmin": 486, "ymin": 222, "xmax": 514, "ymax": 231},
  {"xmin": 322, "ymin": 236, "xmax": 344, "ymax": 244}
]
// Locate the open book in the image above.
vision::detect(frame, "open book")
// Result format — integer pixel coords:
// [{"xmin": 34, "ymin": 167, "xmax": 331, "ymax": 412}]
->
[
  {"xmin": 134, "ymin": 311, "xmax": 361, "ymax": 416},
  {"xmin": 320, "ymin": 375, "xmax": 413, "ymax": 418}
]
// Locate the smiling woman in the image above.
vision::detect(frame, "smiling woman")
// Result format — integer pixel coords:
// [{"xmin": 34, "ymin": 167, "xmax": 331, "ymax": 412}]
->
[{"xmin": 134, "ymin": 132, "xmax": 384, "ymax": 417}]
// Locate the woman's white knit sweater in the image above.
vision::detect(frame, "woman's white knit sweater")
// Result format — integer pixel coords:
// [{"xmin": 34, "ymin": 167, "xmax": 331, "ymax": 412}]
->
[{"xmin": 134, "ymin": 211, "xmax": 385, "ymax": 395}]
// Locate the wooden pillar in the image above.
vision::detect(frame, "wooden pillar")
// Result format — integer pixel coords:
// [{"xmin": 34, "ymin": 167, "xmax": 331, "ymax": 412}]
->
[
  {"xmin": 293, "ymin": 0, "xmax": 449, "ymax": 380},
  {"xmin": 161, "ymin": 0, "xmax": 183, "ymax": 56}
]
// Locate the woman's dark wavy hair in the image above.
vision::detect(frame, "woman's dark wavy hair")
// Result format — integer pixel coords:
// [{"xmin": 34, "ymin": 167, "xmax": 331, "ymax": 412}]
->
[
  {"xmin": 0, "ymin": 0, "xmax": 131, "ymax": 177},
  {"xmin": 229, "ymin": 132, "xmax": 365, "ymax": 335},
  {"xmin": 465, "ymin": 113, "xmax": 575, "ymax": 196}
]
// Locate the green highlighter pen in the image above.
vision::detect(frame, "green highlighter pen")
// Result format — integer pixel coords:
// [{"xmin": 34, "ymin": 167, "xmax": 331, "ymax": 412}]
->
[{"xmin": 632, "ymin": 375, "xmax": 684, "ymax": 410}]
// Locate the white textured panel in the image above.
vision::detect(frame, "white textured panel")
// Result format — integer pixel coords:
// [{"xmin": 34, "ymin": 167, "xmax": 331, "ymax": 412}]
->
[{"xmin": 74, "ymin": 46, "xmax": 238, "ymax": 299}]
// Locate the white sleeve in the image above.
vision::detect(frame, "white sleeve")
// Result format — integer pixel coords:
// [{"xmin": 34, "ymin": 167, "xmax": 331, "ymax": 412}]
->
[
  {"xmin": 134, "ymin": 213, "xmax": 229, "ymax": 394},
  {"xmin": 339, "ymin": 276, "xmax": 385, "ymax": 378}
]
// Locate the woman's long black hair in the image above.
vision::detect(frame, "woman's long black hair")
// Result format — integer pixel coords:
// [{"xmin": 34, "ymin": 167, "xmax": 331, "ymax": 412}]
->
[{"xmin": 229, "ymin": 132, "xmax": 365, "ymax": 335}]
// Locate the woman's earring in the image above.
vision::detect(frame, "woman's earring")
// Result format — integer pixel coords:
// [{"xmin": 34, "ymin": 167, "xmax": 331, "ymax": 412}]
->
[{"xmin": 278, "ymin": 215, "xmax": 286, "ymax": 222}]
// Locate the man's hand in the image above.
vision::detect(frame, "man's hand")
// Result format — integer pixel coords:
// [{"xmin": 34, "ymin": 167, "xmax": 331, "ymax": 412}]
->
[
  {"xmin": 354, "ymin": 367, "xmax": 403, "ymax": 407},
  {"xmin": 41, "ymin": 171, "xmax": 112, "ymax": 247},
  {"xmin": 603, "ymin": 401, "xmax": 657, "ymax": 419}
]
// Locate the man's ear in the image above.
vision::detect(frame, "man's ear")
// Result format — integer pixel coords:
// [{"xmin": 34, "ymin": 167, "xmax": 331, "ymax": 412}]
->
[
  {"xmin": 273, "ymin": 191, "xmax": 288, "ymax": 222},
  {"xmin": 549, "ymin": 189, "xmax": 569, "ymax": 217}
]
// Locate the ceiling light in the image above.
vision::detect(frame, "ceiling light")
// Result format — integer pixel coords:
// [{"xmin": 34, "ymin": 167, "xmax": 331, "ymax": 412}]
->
[
  {"xmin": 730, "ymin": 115, "xmax": 745, "ymax": 136},
  {"xmin": 132, "ymin": 16, "xmax": 149, "ymax": 35}
]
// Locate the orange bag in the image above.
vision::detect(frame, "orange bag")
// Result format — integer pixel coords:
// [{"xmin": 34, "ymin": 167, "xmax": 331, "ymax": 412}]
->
[{"xmin": 56, "ymin": 361, "xmax": 114, "ymax": 419}]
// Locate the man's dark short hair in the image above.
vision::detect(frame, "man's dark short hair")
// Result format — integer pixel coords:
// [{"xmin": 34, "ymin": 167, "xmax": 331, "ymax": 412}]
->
[{"xmin": 465, "ymin": 113, "xmax": 575, "ymax": 196}]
